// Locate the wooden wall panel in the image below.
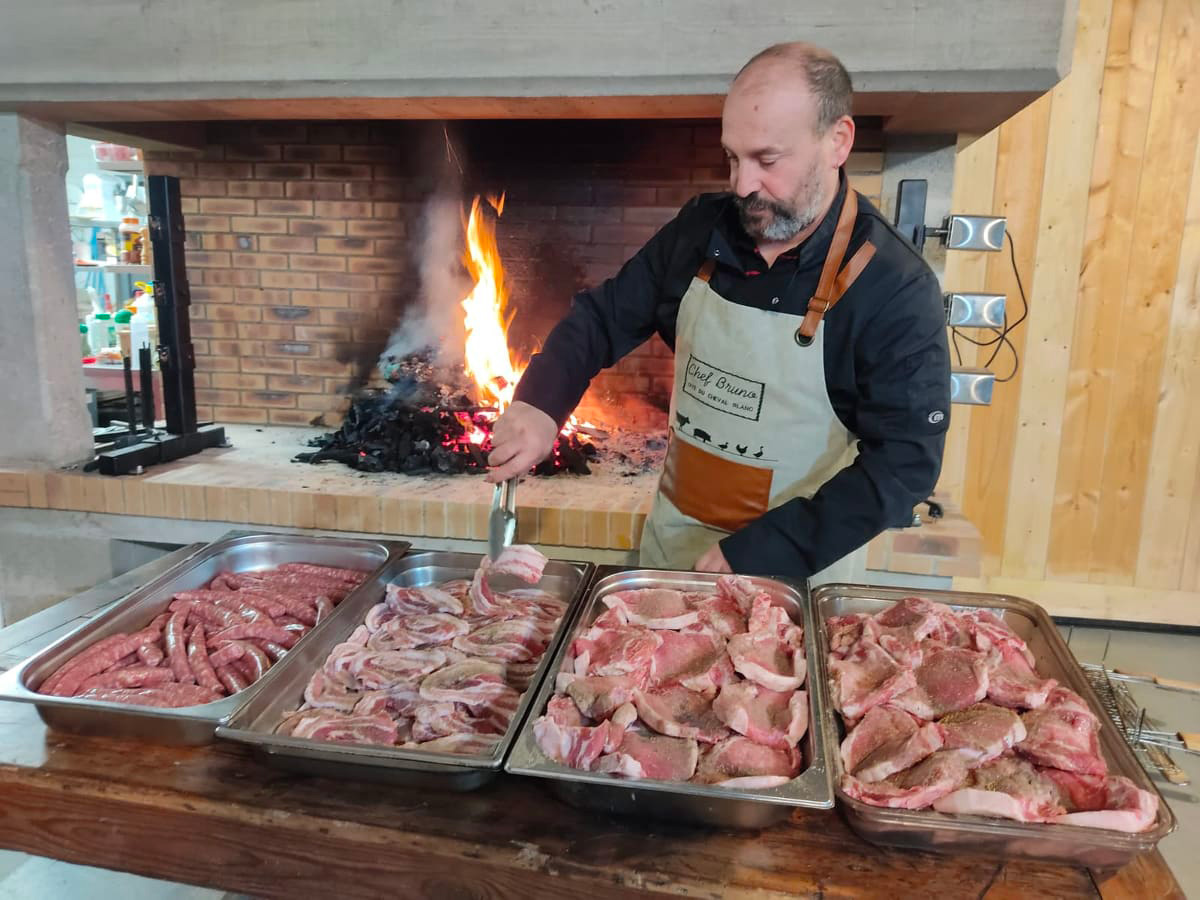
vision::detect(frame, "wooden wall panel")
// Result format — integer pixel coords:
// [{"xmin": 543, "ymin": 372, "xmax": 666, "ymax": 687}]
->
[{"xmin": 942, "ymin": 0, "xmax": 1200, "ymax": 622}]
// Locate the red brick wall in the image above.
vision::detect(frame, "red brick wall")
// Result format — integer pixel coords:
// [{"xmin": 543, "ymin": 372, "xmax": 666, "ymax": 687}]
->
[{"xmin": 145, "ymin": 120, "xmax": 882, "ymax": 430}]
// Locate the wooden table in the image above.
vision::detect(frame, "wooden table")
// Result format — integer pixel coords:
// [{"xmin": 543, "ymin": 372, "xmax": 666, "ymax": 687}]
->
[{"xmin": 0, "ymin": 555, "xmax": 1181, "ymax": 899}]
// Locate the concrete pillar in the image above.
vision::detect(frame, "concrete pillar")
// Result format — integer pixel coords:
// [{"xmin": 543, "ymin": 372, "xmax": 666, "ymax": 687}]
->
[{"xmin": 0, "ymin": 114, "xmax": 92, "ymax": 467}]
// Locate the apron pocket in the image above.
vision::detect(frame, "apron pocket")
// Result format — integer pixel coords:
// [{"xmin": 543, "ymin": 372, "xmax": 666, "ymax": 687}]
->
[{"xmin": 661, "ymin": 431, "xmax": 773, "ymax": 533}]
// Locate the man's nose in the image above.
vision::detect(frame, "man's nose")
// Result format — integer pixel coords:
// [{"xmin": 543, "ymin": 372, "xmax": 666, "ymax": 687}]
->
[{"xmin": 731, "ymin": 164, "xmax": 760, "ymax": 199}]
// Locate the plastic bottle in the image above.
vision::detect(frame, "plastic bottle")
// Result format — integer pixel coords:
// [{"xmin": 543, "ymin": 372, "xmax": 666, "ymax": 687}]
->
[
  {"xmin": 114, "ymin": 308, "xmax": 133, "ymax": 357},
  {"xmin": 79, "ymin": 322, "xmax": 90, "ymax": 358},
  {"xmin": 119, "ymin": 217, "xmax": 141, "ymax": 263},
  {"xmin": 87, "ymin": 312, "xmax": 114, "ymax": 354}
]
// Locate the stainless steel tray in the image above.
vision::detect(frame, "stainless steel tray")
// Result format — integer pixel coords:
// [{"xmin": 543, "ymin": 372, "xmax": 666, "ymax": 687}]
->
[
  {"xmin": 811, "ymin": 583, "xmax": 1177, "ymax": 869},
  {"xmin": 505, "ymin": 567, "xmax": 835, "ymax": 828},
  {"xmin": 0, "ymin": 532, "xmax": 406, "ymax": 745},
  {"xmin": 215, "ymin": 550, "xmax": 593, "ymax": 791}
]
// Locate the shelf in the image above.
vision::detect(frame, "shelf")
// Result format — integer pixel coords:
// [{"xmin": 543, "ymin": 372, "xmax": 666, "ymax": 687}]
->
[
  {"xmin": 95, "ymin": 160, "xmax": 144, "ymax": 173},
  {"xmin": 74, "ymin": 263, "xmax": 153, "ymax": 275},
  {"xmin": 70, "ymin": 217, "xmax": 124, "ymax": 229}
]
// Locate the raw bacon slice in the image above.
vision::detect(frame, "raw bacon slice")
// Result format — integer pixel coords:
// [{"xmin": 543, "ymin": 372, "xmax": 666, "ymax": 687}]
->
[
  {"xmin": 452, "ymin": 619, "xmax": 544, "ymax": 662},
  {"xmin": 412, "ymin": 702, "xmax": 497, "ymax": 742},
  {"xmin": 712, "ymin": 681, "xmax": 808, "ymax": 751},
  {"xmin": 601, "ymin": 589, "xmax": 699, "ymax": 630},
  {"xmin": 415, "ymin": 732, "xmax": 502, "ymax": 756},
  {"xmin": 392, "ymin": 613, "xmax": 470, "ymax": 646},
  {"xmin": 419, "ymin": 659, "xmax": 509, "ymax": 704},
  {"xmin": 303, "ymin": 669, "xmax": 359, "ymax": 712},
  {"xmin": 364, "ymin": 602, "xmax": 400, "ymax": 633},
  {"xmin": 694, "ymin": 735, "xmax": 802, "ymax": 788},
  {"xmin": 385, "ymin": 584, "xmax": 464, "ymax": 617},
  {"xmin": 486, "ymin": 544, "xmax": 548, "ymax": 584},
  {"xmin": 350, "ymin": 648, "xmax": 449, "ymax": 691},
  {"xmin": 293, "ymin": 711, "xmax": 397, "ymax": 746},
  {"xmin": 467, "ymin": 686, "xmax": 523, "ymax": 734}
]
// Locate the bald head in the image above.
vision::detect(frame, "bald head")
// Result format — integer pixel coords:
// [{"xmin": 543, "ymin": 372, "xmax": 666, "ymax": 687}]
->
[{"xmin": 732, "ymin": 43, "xmax": 853, "ymax": 135}]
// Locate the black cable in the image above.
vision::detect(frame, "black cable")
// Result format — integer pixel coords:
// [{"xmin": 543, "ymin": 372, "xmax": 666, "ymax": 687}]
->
[{"xmin": 948, "ymin": 230, "xmax": 1027, "ymax": 383}]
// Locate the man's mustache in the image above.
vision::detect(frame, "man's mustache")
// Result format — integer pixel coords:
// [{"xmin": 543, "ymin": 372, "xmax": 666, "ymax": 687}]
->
[{"xmin": 735, "ymin": 193, "xmax": 788, "ymax": 216}]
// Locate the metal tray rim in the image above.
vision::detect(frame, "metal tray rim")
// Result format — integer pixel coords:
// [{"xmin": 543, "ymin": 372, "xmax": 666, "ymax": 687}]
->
[
  {"xmin": 0, "ymin": 533, "xmax": 408, "ymax": 725},
  {"xmin": 810, "ymin": 582, "xmax": 1177, "ymax": 847},
  {"xmin": 504, "ymin": 567, "xmax": 836, "ymax": 810},
  {"xmin": 215, "ymin": 550, "xmax": 595, "ymax": 774}
]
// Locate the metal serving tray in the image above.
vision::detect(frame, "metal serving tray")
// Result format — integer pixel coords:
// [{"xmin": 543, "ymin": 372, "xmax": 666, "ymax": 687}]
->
[
  {"xmin": 505, "ymin": 567, "xmax": 835, "ymax": 828},
  {"xmin": 215, "ymin": 550, "xmax": 593, "ymax": 791},
  {"xmin": 0, "ymin": 532, "xmax": 406, "ymax": 745},
  {"xmin": 811, "ymin": 583, "xmax": 1177, "ymax": 869}
]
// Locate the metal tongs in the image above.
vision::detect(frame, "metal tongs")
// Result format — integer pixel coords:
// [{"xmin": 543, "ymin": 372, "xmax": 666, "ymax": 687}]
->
[{"xmin": 488, "ymin": 476, "xmax": 517, "ymax": 561}]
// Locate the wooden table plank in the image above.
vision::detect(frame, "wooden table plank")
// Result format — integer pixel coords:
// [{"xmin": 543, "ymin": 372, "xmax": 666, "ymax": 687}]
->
[{"xmin": 0, "ymin": 699, "xmax": 1165, "ymax": 899}]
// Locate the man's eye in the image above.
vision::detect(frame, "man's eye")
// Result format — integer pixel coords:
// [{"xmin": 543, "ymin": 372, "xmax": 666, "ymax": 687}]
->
[{"xmin": 760, "ymin": 158, "xmax": 778, "ymax": 168}]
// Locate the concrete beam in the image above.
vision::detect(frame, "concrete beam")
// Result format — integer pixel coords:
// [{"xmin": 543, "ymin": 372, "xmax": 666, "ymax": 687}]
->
[
  {"xmin": 0, "ymin": 114, "xmax": 92, "ymax": 468},
  {"xmin": 0, "ymin": 0, "xmax": 1075, "ymax": 134}
]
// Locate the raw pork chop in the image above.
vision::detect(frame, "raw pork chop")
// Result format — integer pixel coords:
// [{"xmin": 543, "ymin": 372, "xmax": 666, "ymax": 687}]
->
[
  {"xmin": 560, "ymin": 674, "xmax": 640, "ymax": 720},
  {"xmin": 728, "ymin": 631, "xmax": 806, "ymax": 692},
  {"xmin": 826, "ymin": 613, "xmax": 870, "ymax": 658},
  {"xmin": 572, "ymin": 625, "xmax": 661, "ymax": 681},
  {"xmin": 691, "ymin": 592, "xmax": 748, "ymax": 636},
  {"xmin": 419, "ymin": 659, "xmax": 509, "ymax": 704},
  {"xmin": 828, "ymin": 640, "xmax": 917, "ymax": 719},
  {"xmin": 546, "ymin": 693, "xmax": 588, "ymax": 728},
  {"xmin": 746, "ymin": 595, "xmax": 802, "ymax": 642},
  {"xmin": 1016, "ymin": 687, "xmax": 1107, "ymax": 775},
  {"xmin": 962, "ymin": 609, "xmax": 1036, "ymax": 668},
  {"xmin": 533, "ymin": 717, "xmax": 619, "ymax": 770},
  {"xmin": 633, "ymin": 686, "xmax": 730, "ymax": 743},
  {"xmin": 648, "ymin": 630, "xmax": 731, "ymax": 693},
  {"xmin": 715, "ymin": 574, "xmax": 769, "ymax": 614},
  {"xmin": 986, "ymin": 644, "xmax": 1057, "ymax": 709},
  {"xmin": 891, "ymin": 647, "xmax": 990, "ymax": 719},
  {"xmin": 932, "ymin": 754, "xmax": 1066, "ymax": 822},
  {"xmin": 694, "ymin": 736, "xmax": 802, "ymax": 789},
  {"xmin": 594, "ymin": 733, "xmax": 700, "ymax": 781},
  {"xmin": 839, "ymin": 705, "xmax": 944, "ymax": 782},
  {"xmin": 840, "ymin": 749, "xmax": 970, "ymax": 810},
  {"xmin": 712, "ymin": 681, "xmax": 808, "ymax": 751},
  {"xmin": 601, "ymin": 589, "xmax": 700, "ymax": 630},
  {"xmin": 938, "ymin": 702, "xmax": 1027, "ymax": 763},
  {"xmin": 861, "ymin": 596, "xmax": 947, "ymax": 666},
  {"xmin": 1042, "ymin": 770, "xmax": 1159, "ymax": 833}
]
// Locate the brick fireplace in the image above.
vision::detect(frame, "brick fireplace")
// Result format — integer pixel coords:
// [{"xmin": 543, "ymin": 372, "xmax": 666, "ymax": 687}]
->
[{"xmin": 144, "ymin": 119, "xmax": 885, "ymax": 432}]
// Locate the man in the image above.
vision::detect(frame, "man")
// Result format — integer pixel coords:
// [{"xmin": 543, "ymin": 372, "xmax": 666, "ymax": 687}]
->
[{"xmin": 487, "ymin": 42, "xmax": 950, "ymax": 583}]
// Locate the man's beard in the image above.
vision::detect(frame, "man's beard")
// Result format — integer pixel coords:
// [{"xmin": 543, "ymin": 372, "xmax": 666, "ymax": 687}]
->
[{"xmin": 735, "ymin": 161, "xmax": 826, "ymax": 242}]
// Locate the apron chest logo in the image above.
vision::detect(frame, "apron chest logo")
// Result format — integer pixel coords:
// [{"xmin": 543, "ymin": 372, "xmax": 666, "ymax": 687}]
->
[{"xmin": 682, "ymin": 354, "xmax": 765, "ymax": 421}]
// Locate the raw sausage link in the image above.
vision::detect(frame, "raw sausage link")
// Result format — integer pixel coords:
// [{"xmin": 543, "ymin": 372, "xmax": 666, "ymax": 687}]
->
[
  {"xmin": 174, "ymin": 599, "xmax": 242, "ymax": 630},
  {"xmin": 276, "ymin": 562, "xmax": 366, "ymax": 584},
  {"xmin": 215, "ymin": 663, "xmax": 249, "ymax": 695},
  {"xmin": 234, "ymin": 641, "xmax": 272, "ymax": 681},
  {"xmin": 75, "ymin": 684, "xmax": 222, "ymax": 707},
  {"xmin": 39, "ymin": 634, "xmax": 129, "ymax": 694},
  {"xmin": 102, "ymin": 652, "xmax": 140, "ymax": 674},
  {"xmin": 207, "ymin": 642, "xmax": 246, "ymax": 668},
  {"xmin": 78, "ymin": 666, "xmax": 175, "ymax": 693},
  {"xmin": 136, "ymin": 643, "xmax": 164, "ymax": 667},
  {"xmin": 50, "ymin": 627, "xmax": 177, "ymax": 697},
  {"xmin": 164, "ymin": 608, "xmax": 196, "ymax": 684},
  {"xmin": 187, "ymin": 625, "xmax": 226, "ymax": 694},
  {"xmin": 211, "ymin": 621, "xmax": 298, "ymax": 648}
]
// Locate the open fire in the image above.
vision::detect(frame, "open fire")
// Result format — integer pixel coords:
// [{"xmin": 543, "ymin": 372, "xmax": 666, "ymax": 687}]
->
[{"xmin": 297, "ymin": 194, "xmax": 600, "ymax": 476}]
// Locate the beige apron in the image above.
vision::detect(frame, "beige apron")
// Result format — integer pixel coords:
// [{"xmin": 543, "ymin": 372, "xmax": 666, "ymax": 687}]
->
[{"xmin": 639, "ymin": 190, "xmax": 876, "ymax": 587}]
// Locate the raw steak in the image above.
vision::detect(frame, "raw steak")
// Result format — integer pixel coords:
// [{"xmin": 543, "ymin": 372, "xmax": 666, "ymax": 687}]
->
[
  {"xmin": 891, "ymin": 647, "xmax": 989, "ymax": 719},
  {"xmin": 573, "ymin": 625, "xmax": 660, "ymax": 680},
  {"xmin": 350, "ymin": 648, "xmax": 449, "ymax": 690},
  {"xmin": 594, "ymin": 733, "xmax": 700, "ymax": 781},
  {"xmin": 1042, "ymin": 770, "xmax": 1159, "ymax": 833},
  {"xmin": 840, "ymin": 749, "xmax": 970, "ymax": 810},
  {"xmin": 694, "ymin": 735, "xmax": 802, "ymax": 789},
  {"xmin": 419, "ymin": 659, "xmax": 509, "ymax": 704},
  {"xmin": 839, "ymin": 705, "xmax": 944, "ymax": 782},
  {"xmin": 828, "ymin": 640, "xmax": 917, "ymax": 719},
  {"xmin": 932, "ymin": 754, "xmax": 1066, "ymax": 822},
  {"xmin": 561, "ymin": 674, "xmax": 640, "ymax": 720},
  {"xmin": 1016, "ymin": 687, "xmax": 1107, "ymax": 775},
  {"xmin": 986, "ymin": 644, "xmax": 1057, "ymax": 709},
  {"xmin": 727, "ymin": 631, "xmax": 806, "ymax": 692},
  {"xmin": 712, "ymin": 681, "xmax": 808, "ymax": 751},
  {"xmin": 602, "ymin": 588, "xmax": 700, "ymax": 630},
  {"xmin": 648, "ymin": 630, "xmax": 730, "ymax": 692},
  {"xmin": 938, "ymin": 702, "xmax": 1027, "ymax": 763},
  {"xmin": 385, "ymin": 584, "xmax": 464, "ymax": 617},
  {"xmin": 452, "ymin": 618, "xmax": 544, "ymax": 662},
  {"xmin": 533, "ymin": 717, "xmax": 618, "ymax": 770},
  {"xmin": 633, "ymin": 686, "xmax": 731, "ymax": 743},
  {"xmin": 962, "ymin": 609, "xmax": 1036, "ymax": 668}
]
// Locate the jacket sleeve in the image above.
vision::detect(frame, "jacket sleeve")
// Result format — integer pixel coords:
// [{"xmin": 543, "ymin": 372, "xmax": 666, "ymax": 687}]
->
[
  {"xmin": 719, "ymin": 270, "xmax": 951, "ymax": 578},
  {"xmin": 512, "ymin": 200, "xmax": 697, "ymax": 427}
]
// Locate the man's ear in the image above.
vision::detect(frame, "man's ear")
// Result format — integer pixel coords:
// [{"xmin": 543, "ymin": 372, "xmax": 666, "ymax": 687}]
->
[{"xmin": 828, "ymin": 115, "xmax": 855, "ymax": 168}]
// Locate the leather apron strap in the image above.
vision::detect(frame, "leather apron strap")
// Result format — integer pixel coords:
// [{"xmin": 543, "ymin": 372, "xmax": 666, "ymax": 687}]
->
[{"xmin": 796, "ymin": 191, "xmax": 876, "ymax": 346}]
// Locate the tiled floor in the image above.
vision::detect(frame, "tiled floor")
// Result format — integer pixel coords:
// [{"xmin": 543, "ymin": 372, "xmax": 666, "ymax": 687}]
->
[{"xmin": 0, "ymin": 625, "xmax": 1195, "ymax": 896}]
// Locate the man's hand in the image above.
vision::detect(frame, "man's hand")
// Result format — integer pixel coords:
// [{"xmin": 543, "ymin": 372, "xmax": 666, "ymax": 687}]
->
[
  {"xmin": 694, "ymin": 542, "xmax": 733, "ymax": 573},
  {"xmin": 486, "ymin": 401, "xmax": 559, "ymax": 483}
]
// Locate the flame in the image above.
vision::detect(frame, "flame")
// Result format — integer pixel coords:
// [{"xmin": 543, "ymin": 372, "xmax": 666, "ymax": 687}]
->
[{"xmin": 460, "ymin": 194, "xmax": 523, "ymax": 413}]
